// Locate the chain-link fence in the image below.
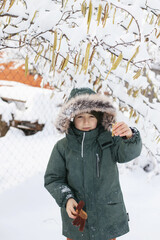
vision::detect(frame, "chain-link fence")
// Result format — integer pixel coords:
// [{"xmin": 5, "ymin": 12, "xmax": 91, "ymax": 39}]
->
[{"xmin": 0, "ymin": 53, "xmax": 60, "ymax": 193}]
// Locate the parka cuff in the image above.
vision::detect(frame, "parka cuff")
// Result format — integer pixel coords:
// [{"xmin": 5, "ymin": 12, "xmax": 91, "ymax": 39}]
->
[
  {"xmin": 122, "ymin": 127, "xmax": 140, "ymax": 143},
  {"xmin": 63, "ymin": 193, "xmax": 76, "ymax": 208}
]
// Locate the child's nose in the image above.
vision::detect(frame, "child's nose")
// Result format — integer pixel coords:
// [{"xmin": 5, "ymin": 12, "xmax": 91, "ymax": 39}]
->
[{"xmin": 84, "ymin": 118, "xmax": 89, "ymax": 124}]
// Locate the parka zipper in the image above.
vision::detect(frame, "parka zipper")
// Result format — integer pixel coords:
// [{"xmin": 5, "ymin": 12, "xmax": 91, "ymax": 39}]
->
[
  {"xmin": 81, "ymin": 132, "xmax": 85, "ymax": 158},
  {"xmin": 96, "ymin": 153, "xmax": 100, "ymax": 178}
]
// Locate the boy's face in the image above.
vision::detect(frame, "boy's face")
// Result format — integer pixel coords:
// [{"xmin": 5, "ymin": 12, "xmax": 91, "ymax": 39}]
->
[{"xmin": 74, "ymin": 113, "xmax": 98, "ymax": 131}]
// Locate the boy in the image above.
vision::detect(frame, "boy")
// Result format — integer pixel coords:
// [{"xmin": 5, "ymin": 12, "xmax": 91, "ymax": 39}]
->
[{"xmin": 44, "ymin": 87, "xmax": 142, "ymax": 240}]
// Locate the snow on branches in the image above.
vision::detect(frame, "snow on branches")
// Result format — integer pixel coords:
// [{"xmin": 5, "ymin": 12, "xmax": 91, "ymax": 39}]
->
[{"xmin": 0, "ymin": 0, "xmax": 160, "ymax": 173}]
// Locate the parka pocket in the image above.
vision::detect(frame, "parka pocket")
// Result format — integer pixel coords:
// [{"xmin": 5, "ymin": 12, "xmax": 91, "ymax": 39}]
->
[
  {"xmin": 106, "ymin": 190, "xmax": 123, "ymax": 205},
  {"xmin": 97, "ymin": 190, "xmax": 127, "ymax": 224},
  {"xmin": 97, "ymin": 189, "xmax": 123, "ymax": 205}
]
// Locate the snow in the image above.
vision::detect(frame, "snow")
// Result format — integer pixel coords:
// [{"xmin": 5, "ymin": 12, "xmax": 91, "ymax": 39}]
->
[
  {"xmin": 0, "ymin": 173, "xmax": 64, "ymax": 240},
  {"xmin": 0, "ymin": 98, "xmax": 16, "ymax": 123},
  {"xmin": 0, "ymin": 168, "xmax": 160, "ymax": 240},
  {"xmin": 0, "ymin": 80, "xmax": 64, "ymax": 124}
]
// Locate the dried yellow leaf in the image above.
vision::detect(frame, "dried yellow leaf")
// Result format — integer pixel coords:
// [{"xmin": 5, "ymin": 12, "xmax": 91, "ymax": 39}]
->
[
  {"xmin": 61, "ymin": 54, "xmax": 69, "ymax": 70},
  {"xmin": 135, "ymin": 115, "xmax": 140, "ymax": 124},
  {"xmin": 127, "ymin": 17, "xmax": 133, "ymax": 30},
  {"xmin": 81, "ymin": 0, "xmax": 87, "ymax": 17},
  {"xmin": 93, "ymin": 74, "xmax": 101, "ymax": 86},
  {"xmin": 60, "ymin": 80, "xmax": 65, "ymax": 87},
  {"xmin": 133, "ymin": 89, "xmax": 139, "ymax": 98},
  {"xmin": 54, "ymin": 53, "xmax": 59, "ymax": 67},
  {"xmin": 129, "ymin": 108, "xmax": 133, "ymax": 119},
  {"xmin": 31, "ymin": 10, "xmax": 38, "ymax": 23},
  {"xmin": 89, "ymin": 48, "xmax": 95, "ymax": 64},
  {"xmin": 8, "ymin": 16, "xmax": 11, "ymax": 24},
  {"xmin": 1, "ymin": 0, "xmax": 7, "ymax": 9},
  {"xmin": 79, "ymin": 57, "xmax": 85, "ymax": 74},
  {"xmin": 145, "ymin": 13, "xmax": 149, "ymax": 23},
  {"xmin": 127, "ymin": 88, "xmax": 133, "ymax": 96},
  {"xmin": 133, "ymin": 111, "xmax": 137, "ymax": 118},
  {"xmin": 126, "ymin": 46, "xmax": 139, "ymax": 73},
  {"xmin": 113, "ymin": 7, "xmax": 116, "ymax": 24},
  {"xmin": 74, "ymin": 53, "xmax": 78, "ymax": 66},
  {"xmin": 153, "ymin": 92, "xmax": 158, "ymax": 98},
  {"xmin": 111, "ymin": 52, "xmax": 123, "ymax": 70},
  {"xmin": 19, "ymin": 37, "xmax": 21, "ymax": 47},
  {"xmin": 156, "ymin": 31, "xmax": 160, "ymax": 38},
  {"xmin": 102, "ymin": 3, "xmax": 109, "ymax": 27},
  {"xmin": 7, "ymin": 0, "xmax": 15, "ymax": 12},
  {"xmin": 105, "ymin": 69, "xmax": 112, "ymax": 80},
  {"xmin": 111, "ymin": 53, "xmax": 116, "ymax": 63},
  {"xmin": 64, "ymin": 0, "xmax": 69, "ymax": 8},
  {"xmin": 35, "ymin": 45, "xmax": 44, "ymax": 64},
  {"xmin": 7, "ymin": 34, "xmax": 12, "ymax": 40},
  {"xmin": 133, "ymin": 69, "xmax": 141, "ymax": 79},
  {"xmin": 83, "ymin": 43, "xmax": 91, "ymax": 74},
  {"xmin": 97, "ymin": 4, "xmax": 102, "ymax": 26},
  {"xmin": 87, "ymin": 0, "xmax": 92, "ymax": 33},
  {"xmin": 157, "ymin": 15, "xmax": 160, "ymax": 26},
  {"xmin": 141, "ymin": 89, "xmax": 146, "ymax": 96},
  {"xmin": 149, "ymin": 14, "xmax": 154, "ymax": 25},
  {"xmin": 51, "ymin": 52, "xmax": 56, "ymax": 70},
  {"xmin": 105, "ymin": 52, "xmax": 123, "ymax": 80},
  {"xmin": 90, "ymin": 64, "xmax": 95, "ymax": 74},
  {"xmin": 53, "ymin": 30, "xmax": 57, "ymax": 52},
  {"xmin": 58, "ymin": 33, "xmax": 62, "ymax": 51},
  {"xmin": 97, "ymin": 84, "xmax": 102, "ymax": 92},
  {"xmin": 59, "ymin": 59, "xmax": 64, "ymax": 71}
]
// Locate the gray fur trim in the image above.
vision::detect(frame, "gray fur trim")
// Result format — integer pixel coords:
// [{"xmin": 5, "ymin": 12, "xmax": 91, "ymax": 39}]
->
[{"xmin": 55, "ymin": 94, "xmax": 116, "ymax": 133}]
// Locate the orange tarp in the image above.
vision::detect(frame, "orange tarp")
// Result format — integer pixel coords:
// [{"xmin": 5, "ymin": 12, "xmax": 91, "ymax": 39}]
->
[{"xmin": 0, "ymin": 61, "xmax": 53, "ymax": 89}]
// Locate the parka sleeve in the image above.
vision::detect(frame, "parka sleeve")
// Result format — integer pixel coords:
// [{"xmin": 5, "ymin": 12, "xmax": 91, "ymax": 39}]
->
[
  {"xmin": 44, "ymin": 141, "xmax": 75, "ymax": 208},
  {"xmin": 112, "ymin": 127, "xmax": 142, "ymax": 163}
]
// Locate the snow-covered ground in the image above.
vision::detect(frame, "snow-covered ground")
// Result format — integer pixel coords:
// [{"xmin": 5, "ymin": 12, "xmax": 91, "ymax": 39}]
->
[
  {"xmin": 0, "ymin": 125, "xmax": 160, "ymax": 240},
  {"xmin": 0, "ymin": 168, "xmax": 160, "ymax": 240}
]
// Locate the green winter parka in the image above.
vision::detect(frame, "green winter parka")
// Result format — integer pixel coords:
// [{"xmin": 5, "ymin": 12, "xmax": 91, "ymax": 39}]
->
[{"xmin": 44, "ymin": 88, "xmax": 142, "ymax": 240}]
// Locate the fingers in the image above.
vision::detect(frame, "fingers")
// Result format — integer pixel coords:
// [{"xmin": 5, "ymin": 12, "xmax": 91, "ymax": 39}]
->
[
  {"xmin": 67, "ymin": 206, "xmax": 77, "ymax": 219},
  {"xmin": 68, "ymin": 210, "xmax": 77, "ymax": 219},
  {"xmin": 112, "ymin": 122, "xmax": 131, "ymax": 137},
  {"xmin": 66, "ymin": 198, "xmax": 78, "ymax": 219},
  {"xmin": 71, "ymin": 200, "xmax": 87, "ymax": 232}
]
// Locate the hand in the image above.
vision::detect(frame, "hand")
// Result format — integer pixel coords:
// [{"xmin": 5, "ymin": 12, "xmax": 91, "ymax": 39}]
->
[
  {"xmin": 72, "ymin": 200, "xmax": 88, "ymax": 232},
  {"xmin": 112, "ymin": 122, "xmax": 133, "ymax": 139},
  {"xmin": 66, "ymin": 198, "xmax": 78, "ymax": 219}
]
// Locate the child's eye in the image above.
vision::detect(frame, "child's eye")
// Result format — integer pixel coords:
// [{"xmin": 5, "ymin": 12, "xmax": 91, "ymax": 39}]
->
[
  {"xmin": 90, "ymin": 115, "xmax": 95, "ymax": 118},
  {"xmin": 77, "ymin": 116, "xmax": 83, "ymax": 119}
]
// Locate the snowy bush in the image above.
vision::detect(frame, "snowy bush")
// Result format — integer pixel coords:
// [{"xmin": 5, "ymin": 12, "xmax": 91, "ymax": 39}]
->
[{"xmin": 0, "ymin": 0, "xmax": 160, "ymax": 173}]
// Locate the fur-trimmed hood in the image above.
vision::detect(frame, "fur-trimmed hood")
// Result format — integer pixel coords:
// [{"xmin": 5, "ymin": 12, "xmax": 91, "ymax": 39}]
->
[{"xmin": 55, "ymin": 88, "xmax": 116, "ymax": 133}]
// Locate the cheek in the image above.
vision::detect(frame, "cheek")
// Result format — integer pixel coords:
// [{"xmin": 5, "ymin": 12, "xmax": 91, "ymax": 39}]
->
[
  {"xmin": 92, "ymin": 119, "xmax": 98, "ymax": 127},
  {"xmin": 74, "ymin": 119, "xmax": 82, "ymax": 128}
]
